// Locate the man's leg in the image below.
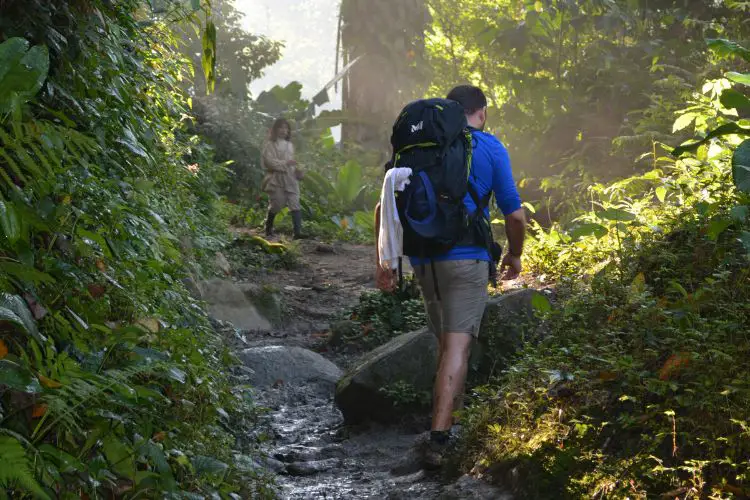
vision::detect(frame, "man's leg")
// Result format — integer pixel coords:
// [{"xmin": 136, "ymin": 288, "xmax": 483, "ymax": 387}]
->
[{"xmin": 432, "ymin": 332, "xmax": 473, "ymax": 431}]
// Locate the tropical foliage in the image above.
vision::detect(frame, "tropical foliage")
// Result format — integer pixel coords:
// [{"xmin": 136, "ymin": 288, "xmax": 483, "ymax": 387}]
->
[
  {"xmin": 458, "ymin": 37, "xmax": 750, "ymax": 498},
  {"xmin": 0, "ymin": 1, "xmax": 274, "ymax": 497}
]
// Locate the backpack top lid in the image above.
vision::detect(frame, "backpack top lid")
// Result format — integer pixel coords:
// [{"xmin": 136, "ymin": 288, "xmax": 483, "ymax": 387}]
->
[{"xmin": 390, "ymin": 98, "xmax": 467, "ymax": 153}]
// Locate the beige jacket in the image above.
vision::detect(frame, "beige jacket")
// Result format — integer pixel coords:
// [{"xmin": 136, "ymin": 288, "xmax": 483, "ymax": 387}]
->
[{"xmin": 261, "ymin": 139, "xmax": 299, "ymax": 195}]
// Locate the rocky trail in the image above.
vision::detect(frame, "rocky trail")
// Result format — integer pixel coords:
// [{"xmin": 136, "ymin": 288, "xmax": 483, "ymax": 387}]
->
[{"xmin": 202, "ymin": 232, "xmax": 512, "ymax": 499}]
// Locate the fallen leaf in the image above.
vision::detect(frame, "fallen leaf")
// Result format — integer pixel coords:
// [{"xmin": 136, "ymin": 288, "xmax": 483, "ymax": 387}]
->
[
  {"xmin": 658, "ymin": 352, "xmax": 691, "ymax": 380},
  {"xmin": 597, "ymin": 370, "xmax": 618, "ymax": 382},
  {"xmin": 32, "ymin": 404, "xmax": 48, "ymax": 418},
  {"xmin": 136, "ymin": 317, "xmax": 160, "ymax": 333},
  {"xmin": 0, "ymin": 339, "xmax": 7, "ymax": 359},
  {"xmin": 38, "ymin": 374, "xmax": 62, "ymax": 389},
  {"xmin": 87, "ymin": 283, "xmax": 106, "ymax": 298},
  {"xmin": 152, "ymin": 431, "xmax": 166, "ymax": 442},
  {"xmin": 95, "ymin": 259, "xmax": 106, "ymax": 272}
]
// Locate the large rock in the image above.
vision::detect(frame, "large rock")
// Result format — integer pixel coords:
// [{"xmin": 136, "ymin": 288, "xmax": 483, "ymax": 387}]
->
[
  {"xmin": 239, "ymin": 346, "xmax": 342, "ymax": 393},
  {"xmin": 238, "ymin": 283, "xmax": 283, "ymax": 326},
  {"xmin": 335, "ymin": 329, "xmax": 438, "ymax": 424},
  {"xmin": 197, "ymin": 278, "xmax": 271, "ymax": 331},
  {"xmin": 335, "ymin": 288, "xmax": 548, "ymax": 424},
  {"xmin": 471, "ymin": 288, "xmax": 548, "ymax": 379}
]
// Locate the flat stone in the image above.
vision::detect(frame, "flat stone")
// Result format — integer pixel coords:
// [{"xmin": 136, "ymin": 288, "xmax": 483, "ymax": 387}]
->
[
  {"xmin": 239, "ymin": 346, "xmax": 342, "ymax": 394},
  {"xmin": 285, "ymin": 458, "xmax": 341, "ymax": 476},
  {"xmin": 198, "ymin": 278, "xmax": 271, "ymax": 331}
]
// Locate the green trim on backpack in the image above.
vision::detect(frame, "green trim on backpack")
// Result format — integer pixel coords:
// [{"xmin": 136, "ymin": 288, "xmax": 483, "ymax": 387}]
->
[{"xmin": 396, "ymin": 141, "xmax": 439, "ymax": 156}]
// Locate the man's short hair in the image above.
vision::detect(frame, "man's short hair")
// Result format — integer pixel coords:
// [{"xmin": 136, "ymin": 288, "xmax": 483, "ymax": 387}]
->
[{"xmin": 446, "ymin": 85, "xmax": 487, "ymax": 114}]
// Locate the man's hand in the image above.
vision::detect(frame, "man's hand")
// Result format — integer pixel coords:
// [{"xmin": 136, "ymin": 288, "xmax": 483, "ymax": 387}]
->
[
  {"xmin": 376, "ymin": 265, "xmax": 397, "ymax": 292},
  {"xmin": 500, "ymin": 253, "xmax": 522, "ymax": 281}
]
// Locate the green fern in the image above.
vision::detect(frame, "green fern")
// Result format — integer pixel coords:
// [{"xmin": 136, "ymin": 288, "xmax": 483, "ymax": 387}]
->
[{"xmin": 0, "ymin": 436, "xmax": 49, "ymax": 499}]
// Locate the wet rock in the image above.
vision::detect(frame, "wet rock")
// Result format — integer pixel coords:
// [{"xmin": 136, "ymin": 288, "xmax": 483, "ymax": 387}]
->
[
  {"xmin": 471, "ymin": 288, "xmax": 549, "ymax": 377},
  {"xmin": 285, "ymin": 458, "xmax": 341, "ymax": 476},
  {"xmin": 438, "ymin": 474, "xmax": 513, "ymax": 500},
  {"xmin": 335, "ymin": 329, "xmax": 438, "ymax": 424},
  {"xmin": 197, "ymin": 279, "xmax": 272, "ymax": 331},
  {"xmin": 239, "ymin": 346, "xmax": 342, "ymax": 393},
  {"xmin": 315, "ymin": 243, "xmax": 336, "ymax": 254},
  {"xmin": 260, "ymin": 456, "xmax": 286, "ymax": 473},
  {"xmin": 238, "ymin": 283, "xmax": 283, "ymax": 326},
  {"xmin": 274, "ymin": 445, "xmax": 322, "ymax": 463},
  {"xmin": 214, "ymin": 251, "xmax": 232, "ymax": 275}
]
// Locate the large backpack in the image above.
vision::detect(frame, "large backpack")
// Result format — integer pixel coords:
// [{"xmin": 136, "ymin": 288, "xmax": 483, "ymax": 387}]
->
[{"xmin": 389, "ymin": 98, "xmax": 492, "ymax": 261}]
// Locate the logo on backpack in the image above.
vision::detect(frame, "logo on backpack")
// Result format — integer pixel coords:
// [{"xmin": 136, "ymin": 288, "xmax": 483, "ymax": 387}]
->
[{"xmin": 410, "ymin": 121, "xmax": 424, "ymax": 134}]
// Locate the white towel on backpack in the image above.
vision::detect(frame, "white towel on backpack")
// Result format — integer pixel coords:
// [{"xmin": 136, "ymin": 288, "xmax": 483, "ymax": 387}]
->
[{"xmin": 378, "ymin": 167, "xmax": 412, "ymax": 270}]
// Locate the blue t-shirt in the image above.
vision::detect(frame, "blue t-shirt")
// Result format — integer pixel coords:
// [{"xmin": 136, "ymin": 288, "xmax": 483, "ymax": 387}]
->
[{"xmin": 409, "ymin": 129, "xmax": 521, "ymax": 265}]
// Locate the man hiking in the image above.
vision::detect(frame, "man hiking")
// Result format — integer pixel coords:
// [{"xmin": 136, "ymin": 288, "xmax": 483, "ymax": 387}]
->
[{"xmin": 375, "ymin": 85, "xmax": 527, "ymax": 469}]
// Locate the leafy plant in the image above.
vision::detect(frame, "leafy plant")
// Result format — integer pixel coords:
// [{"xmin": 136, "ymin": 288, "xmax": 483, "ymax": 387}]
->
[
  {"xmin": 0, "ymin": 2, "xmax": 274, "ymax": 497},
  {"xmin": 457, "ymin": 37, "xmax": 750, "ymax": 499}
]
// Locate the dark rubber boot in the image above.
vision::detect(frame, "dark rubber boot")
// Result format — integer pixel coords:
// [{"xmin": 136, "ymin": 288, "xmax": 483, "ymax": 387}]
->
[
  {"xmin": 264, "ymin": 210, "xmax": 276, "ymax": 237},
  {"xmin": 291, "ymin": 210, "xmax": 306, "ymax": 239}
]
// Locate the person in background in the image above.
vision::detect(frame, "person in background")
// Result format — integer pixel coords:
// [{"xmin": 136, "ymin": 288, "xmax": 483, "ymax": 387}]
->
[{"xmin": 261, "ymin": 118, "xmax": 306, "ymax": 239}]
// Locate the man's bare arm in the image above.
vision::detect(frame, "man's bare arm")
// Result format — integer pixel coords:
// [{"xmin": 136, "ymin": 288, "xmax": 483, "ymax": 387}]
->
[{"xmin": 500, "ymin": 208, "xmax": 526, "ymax": 280}]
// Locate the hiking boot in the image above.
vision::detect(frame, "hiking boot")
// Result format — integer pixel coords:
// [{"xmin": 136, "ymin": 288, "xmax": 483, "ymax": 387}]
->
[{"xmin": 415, "ymin": 431, "xmax": 455, "ymax": 471}]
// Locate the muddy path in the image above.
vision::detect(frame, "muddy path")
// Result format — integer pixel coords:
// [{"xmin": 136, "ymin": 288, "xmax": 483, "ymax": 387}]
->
[{"xmin": 224, "ymin": 230, "xmax": 508, "ymax": 499}]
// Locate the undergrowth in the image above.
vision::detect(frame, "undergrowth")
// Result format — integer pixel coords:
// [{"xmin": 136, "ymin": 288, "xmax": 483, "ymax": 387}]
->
[
  {"xmin": 0, "ymin": 2, "xmax": 274, "ymax": 497},
  {"xmin": 332, "ymin": 275, "xmax": 426, "ymax": 351},
  {"xmin": 458, "ymin": 41, "xmax": 750, "ymax": 499}
]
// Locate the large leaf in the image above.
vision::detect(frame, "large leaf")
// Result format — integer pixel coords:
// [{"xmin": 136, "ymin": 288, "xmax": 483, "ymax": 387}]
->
[
  {"xmin": 0, "ymin": 37, "xmax": 49, "ymax": 114},
  {"xmin": 569, "ymin": 222, "xmax": 608, "ymax": 240},
  {"xmin": 38, "ymin": 444, "xmax": 85, "ymax": 474},
  {"xmin": 596, "ymin": 208, "xmax": 636, "ymax": 222},
  {"xmin": 707, "ymin": 39, "xmax": 750, "ymax": 62},
  {"xmin": 720, "ymin": 89, "xmax": 750, "ymax": 112},
  {"xmin": 336, "ymin": 160, "xmax": 363, "ymax": 206},
  {"xmin": 727, "ymin": 72, "xmax": 750, "ymax": 87},
  {"xmin": 201, "ymin": 19, "xmax": 217, "ymax": 95},
  {"xmin": 0, "ymin": 200, "xmax": 20, "ymax": 243},
  {"xmin": 102, "ymin": 435, "xmax": 135, "ymax": 480},
  {"xmin": 672, "ymin": 122, "xmax": 750, "ymax": 157},
  {"xmin": 0, "ymin": 293, "xmax": 46, "ymax": 344},
  {"xmin": 707, "ymin": 217, "xmax": 732, "ymax": 241},
  {"xmin": 0, "ymin": 359, "xmax": 42, "ymax": 393},
  {"xmin": 0, "ymin": 261, "xmax": 54, "ymax": 284},
  {"xmin": 732, "ymin": 139, "xmax": 750, "ymax": 194}
]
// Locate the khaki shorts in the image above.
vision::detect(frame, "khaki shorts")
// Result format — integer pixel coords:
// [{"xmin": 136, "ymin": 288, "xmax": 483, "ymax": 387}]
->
[
  {"xmin": 414, "ymin": 260, "xmax": 489, "ymax": 338},
  {"xmin": 268, "ymin": 190, "xmax": 300, "ymax": 213}
]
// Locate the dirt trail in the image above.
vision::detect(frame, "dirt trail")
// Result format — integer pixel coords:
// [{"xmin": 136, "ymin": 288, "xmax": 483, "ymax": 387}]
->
[
  {"xmin": 231, "ymin": 233, "xmax": 377, "ymax": 356},
  {"xmin": 225, "ymin": 231, "xmax": 500, "ymax": 499}
]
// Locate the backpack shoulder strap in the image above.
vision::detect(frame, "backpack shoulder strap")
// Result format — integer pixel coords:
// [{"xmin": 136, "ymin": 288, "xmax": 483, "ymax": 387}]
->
[{"xmin": 467, "ymin": 181, "xmax": 492, "ymax": 216}]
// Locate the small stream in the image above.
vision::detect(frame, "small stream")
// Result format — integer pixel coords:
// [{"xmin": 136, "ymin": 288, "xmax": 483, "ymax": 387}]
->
[{"xmin": 255, "ymin": 383, "xmax": 445, "ymax": 499}]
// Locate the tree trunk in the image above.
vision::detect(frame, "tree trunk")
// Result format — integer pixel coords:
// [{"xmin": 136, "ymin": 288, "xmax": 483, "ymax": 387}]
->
[{"xmin": 340, "ymin": 0, "xmax": 429, "ymax": 154}]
